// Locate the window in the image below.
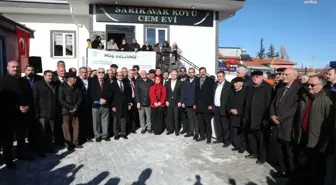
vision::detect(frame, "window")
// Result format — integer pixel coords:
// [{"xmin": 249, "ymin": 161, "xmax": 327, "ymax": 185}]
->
[
  {"xmin": 145, "ymin": 27, "xmax": 168, "ymax": 46},
  {"xmin": 50, "ymin": 31, "xmax": 76, "ymax": 58}
]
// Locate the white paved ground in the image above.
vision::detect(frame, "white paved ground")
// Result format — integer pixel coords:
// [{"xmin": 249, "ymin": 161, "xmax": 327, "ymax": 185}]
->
[{"xmin": 0, "ymin": 132, "xmax": 287, "ymax": 185}]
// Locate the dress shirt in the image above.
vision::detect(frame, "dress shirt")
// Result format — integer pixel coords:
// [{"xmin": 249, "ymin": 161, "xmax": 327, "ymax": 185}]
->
[
  {"xmin": 189, "ymin": 78, "xmax": 194, "ymax": 83},
  {"xmin": 118, "ymin": 80, "xmax": 124, "ymax": 91},
  {"xmin": 80, "ymin": 77, "xmax": 89, "ymax": 90},
  {"xmin": 59, "ymin": 76, "xmax": 65, "ymax": 83},
  {"xmin": 214, "ymin": 81, "xmax": 224, "ymax": 107},
  {"xmin": 171, "ymin": 79, "xmax": 177, "ymax": 91}
]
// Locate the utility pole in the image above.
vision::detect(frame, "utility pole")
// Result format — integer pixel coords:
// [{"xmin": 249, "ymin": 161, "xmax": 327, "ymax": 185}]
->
[{"xmin": 313, "ymin": 56, "xmax": 316, "ymax": 73}]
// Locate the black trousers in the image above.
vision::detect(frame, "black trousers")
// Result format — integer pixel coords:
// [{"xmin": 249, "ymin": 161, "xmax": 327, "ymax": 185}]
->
[
  {"xmin": 197, "ymin": 113, "xmax": 212, "ymax": 141},
  {"xmin": 37, "ymin": 118, "xmax": 55, "ymax": 153},
  {"xmin": 248, "ymin": 130, "xmax": 266, "ymax": 160},
  {"xmin": 231, "ymin": 126, "xmax": 245, "ymax": 150},
  {"xmin": 24, "ymin": 112, "xmax": 38, "ymax": 153},
  {"xmin": 78, "ymin": 106, "xmax": 94, "ymax": 142},
  {"xmin": 127, "ymin": 99, "xmax": 138, "ymax": 133},
  {"xmin": 113, "ymin": 116, "xmax": 127, "ymax": 135},
  {"xmin": 186, "ymin": 107, "xmax": 198, "ymax": 135},
  {"xmin": 151, "ymin": 107, "xmax": 164, "ymax": 135},
  {"xmin": 276, "ymin": 139, "xmax": 295, "ymax": 174},
  {"xmin": 180, "ymin": 108, "xmax": 188, "ymax": 132},
  {"xmin": 214, "ymin": 107, "xmax": 230, "ymax": 144},
  {"xmin": 166, "ymin": 101, "xmax": 180, "ymax": 133}
]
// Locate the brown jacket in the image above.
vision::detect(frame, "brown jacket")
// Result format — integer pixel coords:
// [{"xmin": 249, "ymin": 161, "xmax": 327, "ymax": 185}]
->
[{"xmin": 293, "ymin": 90, "xmax": 333, "ymax": 152}]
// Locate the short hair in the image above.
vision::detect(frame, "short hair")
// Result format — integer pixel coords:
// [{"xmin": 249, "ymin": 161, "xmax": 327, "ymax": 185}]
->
[
  {"xmin": 163, "ymin": 71, "xmax": 169, "ymax": 74},
  {"xmin": 79, "ymin": 67, "xmax": 87, "ymax": 71},
  {"xmin": 97, "ymin": 68, "xmax": 105, "ymax": 72},
  {"xmin": 86, "ymin": 39, "xmax": 91, "ymax": 42},
  {"xmin": 43, "ymin": 70, "xmax": 53, "ymax": 76},
  {"xmin": 133, "ymin": 65, "xmax": 140, "ymax": 70},
  {"xmin": 216, "ymin": 70, "xmax": 225, "ymax": 75},
  {"xmin": 199, "ymin": 67, "xmax": 206, "ymax": 72},
  {"xmin": 237, "ymin": 66, "xmax": 248, "ymax": 73},
  {"xmin": 171, "ymin": 69, "xmax": 178, "ymax": 74},
  {"xmin": 310, "ymin": 75, "xmax": 327, "ymax": 86},
  {"xmin": 25, "ymin": 65, "xmax": 35, "ymax": 70},
  {"xmin": 180, "ymin": 67, "xmax": 186, "ymax": 71},
  {"xmin": 57, "ymin": 61, "xmax": 65, "ymax": 65},
  {"xmin": 156, "ymin": 67, "xmax": 161, "ymax": 70},
  {"xmin": 328, "ymin": 68, "xmax": 336, "ymax": 74},
  {"xmin": 188, "ymin": 68, "xmax": 195, "ymax": 72},
  {"xmin": 128, "ymin": 68, "xmax": 135, "ymax": 72}
]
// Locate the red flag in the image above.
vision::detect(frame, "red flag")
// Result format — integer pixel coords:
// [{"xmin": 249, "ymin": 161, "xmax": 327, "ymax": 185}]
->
[{"xmin": 16, "ymin": 27, "xmax": 30, "ymax": 73}]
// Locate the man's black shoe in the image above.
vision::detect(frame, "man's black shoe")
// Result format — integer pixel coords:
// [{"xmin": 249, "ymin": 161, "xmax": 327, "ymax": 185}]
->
[
  {"xmin": 222, "ymin": 143, "xmax": 231, "ymax": 148},
  {"xmin": 175, "ymin": 132, "xmax": 179, "ymax": 136},
  {"xmin": 104, "ymin": 137, "xmax": 111, "ymax": 141},
  {"xmin": 148, "ymin": 130, "xmax": 153, "ymax": 134},
  {"xmin": 193, "ymin": 135, "xmax": 199, "ymax": 140},
  {"xmin": 6, "ymin": 162, "xmax": 16, "ymax": 170},
  {"xmin": 65, "ymin": 143, "xmax": 74, "ymax": 151},
  {"xmin": 166, "ymin": 131, "xmax": 173, "ymax": 135},
  {"xmin": 184, "ymin": 133, "xmax": 193, "ymax": 137},
  {"xmin": 86, "ymin": 139, "xmax": 93, "ymax": 142},
  {"xmin": 231, "ymin": 148, "xmax": 239, "ymax": 151},
  {"xmin": 141, "ymin": 130, "xmax": 146, "ymax": 134},
  {"xmin": 212, "ymin": 140, "xmax": 222, "ymax": 144},
  {"xmin": 238, "ymin": 149, "xmax": 245, "ymax": 153},
  {"xmin": 180, "ymin": 130, "xmax": 187, "ymax": 135},
  {"xmin": 245, "ymin": 154, "xmax": 257, "ymax": 159},
  {"xmin": 122, "ymin": 135, "xmax": 128, "ymax": 139},
  {"xmin": 132, "ymin": 131, "xmax": 137, "ymax": 134},
  {"xmin": 95, "ymin": 138, "xmax": 102, "ymax": 142},
  {"xmin": 256, "ymin": 159, "xmax": 265, "ymax": 165},
  {"xmin": 114, "ymin": 135, "xmax": 120, "ymax": 140},
  {"xmin": 206, "ymin": 140, "xmax": 211, "ymax": 144},
  {"xmin": 272, "ymin": 172, "xmax": 290, "ymax": 178},
  {"xmin": 75, "ymin": 145, "xmax": 83, "ymax": 149},
  {"xmin": 196, "ymin": 137, "xmax": 205, "ymax": 142}
]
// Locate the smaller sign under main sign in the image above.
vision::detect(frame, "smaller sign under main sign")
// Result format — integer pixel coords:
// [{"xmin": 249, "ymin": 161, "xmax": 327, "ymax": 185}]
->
[{"xmin": 95, "ymin": 4, "xmax": 214, "ymax": 27}]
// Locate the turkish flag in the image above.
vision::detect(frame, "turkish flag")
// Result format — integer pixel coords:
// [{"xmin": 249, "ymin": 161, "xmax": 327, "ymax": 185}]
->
[{"xmin": 16, "ymin": 27, "xmax": 30, "ymax": 73}]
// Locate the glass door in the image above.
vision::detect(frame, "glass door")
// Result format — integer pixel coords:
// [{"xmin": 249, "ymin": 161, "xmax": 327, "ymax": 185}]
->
[{"xmin": 146, "ymin": 27, "xmax": 168, "ymax": 46}]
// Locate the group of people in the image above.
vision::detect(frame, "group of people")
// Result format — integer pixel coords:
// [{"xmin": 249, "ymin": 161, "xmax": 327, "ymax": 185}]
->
[
  {"xmin": 0, "ymin": 60, "xmax": 335, "ymax": 185},
  {"xmin": 87, "ymin": 36, "xmax": 183, "ymax": 72}
]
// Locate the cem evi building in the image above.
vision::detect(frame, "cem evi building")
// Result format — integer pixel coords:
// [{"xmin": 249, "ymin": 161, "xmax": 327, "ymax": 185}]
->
[{"xmin": 0, "ymin": 0, "xmax": 244, "ymax": 75}]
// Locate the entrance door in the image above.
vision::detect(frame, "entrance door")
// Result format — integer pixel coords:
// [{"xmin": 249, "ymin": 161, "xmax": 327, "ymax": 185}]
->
[
  {"xmin": 145, "ymin": 27, "xmax": 168, "ymax": 46},
  {"xmin": 106, "ymin": 25, "xmax": 135, "ymax": 48}
]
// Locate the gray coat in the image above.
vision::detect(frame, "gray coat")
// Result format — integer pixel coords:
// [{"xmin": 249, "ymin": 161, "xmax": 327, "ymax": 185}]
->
[{"xmin": 293, "ymin": 90, "xmax": 333, "ymax": 152}]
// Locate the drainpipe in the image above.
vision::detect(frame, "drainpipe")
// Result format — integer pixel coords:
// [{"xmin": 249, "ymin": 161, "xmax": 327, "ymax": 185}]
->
[{"xmin": 69, "ymin": 6, "xmax": 82, "ymax": 70}]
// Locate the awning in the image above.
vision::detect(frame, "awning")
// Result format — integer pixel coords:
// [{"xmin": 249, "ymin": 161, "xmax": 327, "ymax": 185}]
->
[{"xmin": 0, "ymin": 14, "xmax": 34, "ymax": 38}]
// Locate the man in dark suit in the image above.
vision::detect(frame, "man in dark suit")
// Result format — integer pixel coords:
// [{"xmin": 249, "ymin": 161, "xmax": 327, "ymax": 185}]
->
[
  {"xmin": 22, "ymin": 65, "xmax": 43, "ymax": 156},
  {"xmin": 33, "ymin": 70, "xmax": 57, "ymax": 157},
  {"xmin": 270, "ymin": 68, "xmax": 301, "ymax": 177},
  {"xmin": 76, "ymin": 67, "xmax": 93, "ymax": 143},
  {"xmin": 213, "ymin": 71, "xmax": 231, "ymax": 146},
  {"xmin": 194, "ymin": 67, "xmax": 215, "ymax": 143},
  {"xmin": 162, "ymin": 71, "xmax": 170, "ymax": 86},
  {"xmin": 123, "ymin": 69, "xmax": 138, "ymax": 134},
  {"xmin": 52, "ymin": 61, "xmax": 67, "ymax": 145},
  {"xmin": 165, "ymin": 69, "xmax": 182, "ymax": 135},
  {"xmin": 180, "ymin": 68, "xmax": 198, "ymax": 139},
  {"xmin": 111, "ymin": 71, "xmax": 132, "ymax": 140},
  {"xmin": 244, "ymin": 70, "xmax": 274, "ymax": 165},
  {"xmin": 0, "ymin": 60, "xmax": 30, "ymax": 169},
  {"xmin": 132, "ymin": 65, "xmax": 141, "ymax": 80}
]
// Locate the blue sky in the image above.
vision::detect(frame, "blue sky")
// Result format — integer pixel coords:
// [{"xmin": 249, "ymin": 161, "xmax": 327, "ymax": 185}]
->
[{"xmin": 219, "ymin": 0, "xmax": 336, "ymax": 68}]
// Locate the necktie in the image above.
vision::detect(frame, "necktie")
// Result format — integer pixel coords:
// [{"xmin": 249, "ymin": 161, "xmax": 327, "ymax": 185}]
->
[
  {"xmin": 279, "ymin": 87, "xmax": 289, "ymax": 103},
  {"xmin": 120, "ymin": 82, "xmax": 124, "ymax": 92},
  {"xmin": 100, "ymin": 79, "xmax": 104, "ymax": 92},
  {"xmin": 130, "ymin": 80, "xmax": 135, "ymax": 96}
]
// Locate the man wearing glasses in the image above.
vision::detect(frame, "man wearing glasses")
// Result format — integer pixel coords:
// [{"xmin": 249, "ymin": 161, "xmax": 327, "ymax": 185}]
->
[
  {"xmin": 274, "ymin": 68, "xmax": 286, "ymax": 93},
  {"xmin": 291, "ymin": 75, "xmax": 333, "ymax": 185},
  {"xmin": 89, "ymin": 68, "xmax": 112, "ymax": 142}
]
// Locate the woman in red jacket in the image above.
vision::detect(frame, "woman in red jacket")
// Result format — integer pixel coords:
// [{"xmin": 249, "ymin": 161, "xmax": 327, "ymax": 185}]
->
[{"xmin": 149, "ymin": 76, "xmax": 166, "ymax": 135}]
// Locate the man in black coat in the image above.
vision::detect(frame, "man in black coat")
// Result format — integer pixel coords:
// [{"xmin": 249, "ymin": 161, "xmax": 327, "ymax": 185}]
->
[
  {"xmin": 227, "ymin": 77, "xmax": 247, "ymax": 153},
  {"xmin": 76, "ymin": 67, "xmax": 93, "ymax": 142},
  {"xmin": 270, "ymin": 68, "xmax": 300, "ymax": 176},
  {"xmin": 111, "ymin": 71, "xmax": 132, "ymax": 140},
  {"xmin": 0, "ymin": 60, "xmax": 30, "ymax": 169},
  {"xmin": 194, "ymin": 67, "xmax": 215, "ymax": 143},
  {"xmin": 165, "ymin": 69, "xmax": 183, "ymax": 135},
  {"xmin": 21, "ymin": 65, "xmax": 43, "ymax": 155},
  {"xmin": 33, "ymin": 70, "xmax": 57, "ymax": 156},
  {"xmin": 123, "ymin": 69, "xmax": 138, "ymax": 134},
  {"xmin": 213, "ymin": 71, "xmax": 232, "ymax": 146},
  {"xmin": 244, "ymin": 70, "xmax": 274, "ymax": 165}
]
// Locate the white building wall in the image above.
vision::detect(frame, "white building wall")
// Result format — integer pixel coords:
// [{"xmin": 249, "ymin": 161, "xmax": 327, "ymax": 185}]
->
[
  {"xmin": 3, "ymin": 13, "xmax": 89, "ymax": 71},
  {"xmin": 93, "ymin": 10, "xmax": 218, "ymax": 75}
]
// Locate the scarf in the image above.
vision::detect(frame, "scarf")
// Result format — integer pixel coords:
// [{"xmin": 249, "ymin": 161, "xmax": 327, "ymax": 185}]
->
[{"xmin": 153, "ymin": 76, "xmax": 163, "ymax": 100}]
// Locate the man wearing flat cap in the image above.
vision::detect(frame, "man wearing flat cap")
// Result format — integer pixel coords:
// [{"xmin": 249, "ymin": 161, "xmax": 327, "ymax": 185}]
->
[
  {"xmin": 243, "ymin": 70, "xmax": 274, "ymax": 165},
  {"xmin": 227, "ymin": 77, "xmax": 247, "ymax": 153},
  {"xmin": 58, "ymin": 72, "xmax": 83, "ymax": 151}
]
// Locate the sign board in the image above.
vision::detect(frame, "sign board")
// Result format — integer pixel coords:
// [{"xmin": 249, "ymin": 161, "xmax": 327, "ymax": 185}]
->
[
  {"xmin": 95, "ymin": 4, "xmax": 214, "ymax": 27},
  {"xmin": 87, "ymin": 49, "xmax": 156, "ymax": 72}
]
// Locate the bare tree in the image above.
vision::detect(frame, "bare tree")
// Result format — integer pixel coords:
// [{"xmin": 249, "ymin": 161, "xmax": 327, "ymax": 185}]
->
[{"xmin": 280, "ymin": 45, "xmax": 290, "ymax": 60}]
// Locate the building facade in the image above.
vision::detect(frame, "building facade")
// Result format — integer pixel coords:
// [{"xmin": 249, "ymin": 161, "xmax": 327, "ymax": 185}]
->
[{"xmin": 0, "ymin": 0, "xmax": 244, "ymax": 74}]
